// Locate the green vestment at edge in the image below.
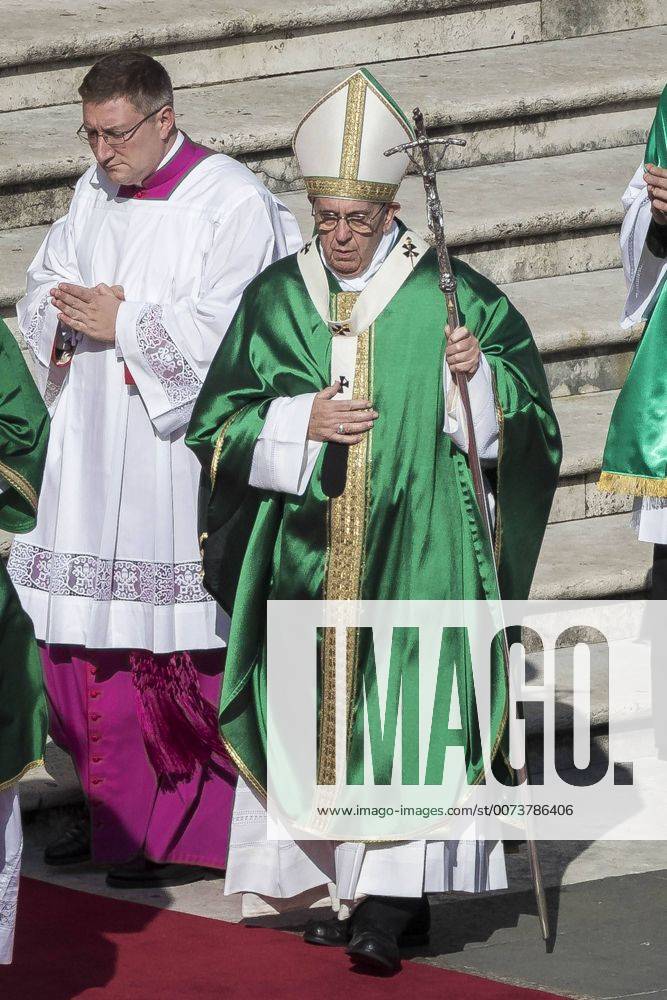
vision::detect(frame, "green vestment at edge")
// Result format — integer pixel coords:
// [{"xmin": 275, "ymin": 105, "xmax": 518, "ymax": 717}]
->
[
  {"xmin": 186, "ymin": 229, "xmax": 562, "ymax": 798},
  {"xmin": 599, "ymin": 84, "xmax": 667, "ymax": 497},
  {"xmin": 0, "ymin": 318, "xmax": 49, "ymax": 790}
]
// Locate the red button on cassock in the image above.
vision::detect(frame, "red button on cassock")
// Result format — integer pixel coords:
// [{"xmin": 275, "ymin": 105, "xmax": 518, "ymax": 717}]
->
[
  {"xmin": 92, "ymin": 778, "xmax": 102, "ymax": 785},
  {"xmin": 90, "ymin": 690, "xmax": 100, "ymax": 698},
  {"xmin": 92, "ymin": 755, "xmax": 102, "ymax": 764},
  {"xmin": 90, "ymin": 713, "xmax": 101, "ymax": 722},
  {"xmin": 91, "ymin": 734, "xmax": 101, "ymax": 742}
]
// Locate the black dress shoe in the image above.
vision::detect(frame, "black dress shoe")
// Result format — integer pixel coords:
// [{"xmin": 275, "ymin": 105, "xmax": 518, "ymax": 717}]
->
[
  {"xmin": 105, "ymin": 857, "xmax": 209, "ymax": 889},
  {"xmin": 347, "ymin": 928, "xmax": 401, "ymax": 972},
  {"xmin": 304, "ymin": 896, "xmax": 430, "ymax": 948},
  {"xmin": 44, "ymin": 819, "xmax": 91, "ymax": 866},
  {"xmin": 303, "ymin": 916, "xmax": 352, "ymax": 947}
]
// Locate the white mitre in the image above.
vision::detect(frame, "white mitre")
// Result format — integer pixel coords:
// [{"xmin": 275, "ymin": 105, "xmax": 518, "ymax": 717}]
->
[{"xmin": 293, "ymin": 67, "xmax": 414, "ymax": 204}]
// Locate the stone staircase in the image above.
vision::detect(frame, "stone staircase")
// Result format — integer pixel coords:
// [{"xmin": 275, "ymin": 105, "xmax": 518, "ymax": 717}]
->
[{"xmin": 2, "ymin": 0, "xmax": 665, "ymax": 597}]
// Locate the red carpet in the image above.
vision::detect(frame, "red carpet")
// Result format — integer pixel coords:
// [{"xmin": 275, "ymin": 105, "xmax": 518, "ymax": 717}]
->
[{"xmin": 2, "ymin": 877, "xmax": 567, "ymax": 999}]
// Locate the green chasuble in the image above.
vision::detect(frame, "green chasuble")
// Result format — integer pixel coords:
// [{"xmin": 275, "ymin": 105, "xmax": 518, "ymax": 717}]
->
[
  {"xmin": 0, "ymin": 318, "xmax": 49, "ymax": 790},
  {"xmin": 600, "ymin": 84, "xmax": 667, "ymax": 497},
  {"xmin": 186, "ymin": 227, "xmax": 561, "ymax": 798}
]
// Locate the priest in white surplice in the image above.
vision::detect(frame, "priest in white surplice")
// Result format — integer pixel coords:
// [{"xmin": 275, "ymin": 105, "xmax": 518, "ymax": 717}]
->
[
  {"xmin": 188, "ymin": 69, "xmax": 560, "ymax": 972},
  {"xmin": 8, "ymin": 52, "xmax": 301, "ymax": 888}
]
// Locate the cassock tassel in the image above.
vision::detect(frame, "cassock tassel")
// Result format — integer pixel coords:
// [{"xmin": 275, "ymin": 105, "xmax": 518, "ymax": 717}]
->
[{"xmin": 130, "ymin": 651, "xmax": 234, "ymax": 791}]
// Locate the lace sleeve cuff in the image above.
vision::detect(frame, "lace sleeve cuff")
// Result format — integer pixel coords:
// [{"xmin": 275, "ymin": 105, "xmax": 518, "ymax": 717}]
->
[
  {"xmin": 116, "ymin": 301, "xmax": 203, "ymax": 435},
  {"xmin": 20, "ymin": 292, "xmax": 60, "ymax": 369}
]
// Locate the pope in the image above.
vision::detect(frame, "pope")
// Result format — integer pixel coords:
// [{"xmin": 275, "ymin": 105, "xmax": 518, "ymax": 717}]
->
[{"xmin": 187, "ymin": 69, "xmax": 561, "ymax": 973}]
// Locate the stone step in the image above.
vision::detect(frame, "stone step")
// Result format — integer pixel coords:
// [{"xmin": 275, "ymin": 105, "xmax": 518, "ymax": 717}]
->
[
  {"xmin": 4, "ymin": 2, "xmax": 664, "ymax": 114},
  {"xmin": 502, "ymin": 269, "xmax": 641, "ymax": 398},
  {"xmin": 530, "ymin": 512, "xmax": 652, "ymax": 600},
  {"xmin": 0, "ymin": 0, "xmax": 543, "ymax": 113},
  {"xmin": 0, "ymin": 27, "xmax": 662, "ymax": 230},
  {"xmin": 550, "ymin": 389, "xmax": 632, "ymax": 524},
  {"xmin": 542, "ymin": 0, "xmax": 666, "ymax": 41},
  {"xmin": 0, "ymin": 142, "xmax": 644, "ymax": 283},
  {"xmin": 18, "ymin": 740, "xmax": 80, "ymax": 814}
]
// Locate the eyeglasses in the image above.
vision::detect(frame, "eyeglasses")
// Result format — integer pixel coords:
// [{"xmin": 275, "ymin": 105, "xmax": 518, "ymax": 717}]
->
[
  {"xmin": 312, "ymin": 203, "xmax": 387, "ymax": 235},
  {"xmin": 76, "ymin": 106, "xmax": 166, "ymax": 148}
]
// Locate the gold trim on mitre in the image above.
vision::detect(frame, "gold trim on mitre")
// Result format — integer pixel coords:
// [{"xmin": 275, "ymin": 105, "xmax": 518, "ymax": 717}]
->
[{"xmin": 305, "ymin": 176, "xmax": 401, "ymax": 203}]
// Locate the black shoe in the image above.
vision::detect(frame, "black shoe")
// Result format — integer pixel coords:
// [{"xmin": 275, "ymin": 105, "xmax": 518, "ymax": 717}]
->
[
  {"xmin": 44, "ymin": 818, "xmax": 91, "ymax": 866},
  {"xmin": 347, "ymin": 928, "xmax": 401, "ymax": 972},
  {"xmin": 303, "ymin": 916, "xmax": 352, "ymax": 947},
  {"xmin": 105, "ymin": 858, "xmax": 209, "ymax": 889},
  {"xmin": 304, "ymin": 896, "xmax": 430, "ymax": 949}
]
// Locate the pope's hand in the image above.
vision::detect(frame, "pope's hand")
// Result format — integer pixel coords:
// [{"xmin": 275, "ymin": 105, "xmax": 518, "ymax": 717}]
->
[
  {"xmin": 50, "ymin": 282, "xmax": 125, "ymax": 344},
  {"xmin": 445, "ymin": 324, "xmax": 481, "ymax": 376},
  {"xmin": 308, "ymin": 382, "xmax": 378, "ymax": 444},
  {"xmin": 644, "ymin": 164, "xmax": 667, "ymax": 226}
]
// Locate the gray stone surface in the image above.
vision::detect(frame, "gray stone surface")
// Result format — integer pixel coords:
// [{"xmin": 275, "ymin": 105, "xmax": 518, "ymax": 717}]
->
[
  {"xmin": 530, "ymin": 513, "xmax": 652, "ymax": 600},
  {"xmin": 420, "ymin": 870, "xmax": 667, "ymax": 999},
  {"xmin": 495, "ymin": 269, "xmax": 634, "ymax": 368},
  {"xmin": 18, "ymin": 739, "xmax": 80, "ymax": 812},
  {"xmin": 502, "ymin": 268, "xmax": 642, "ymax": 395},
  {"xmin": 550, "ymin": 478, "xmax": 586, "ymax": 524},
  {"xmin": 0, "ymin": 225, "xmax": 48, "ymax": 306},
  {"xmin": 461, "ymin": 228, "xmax": 621, "ymax": 285},
  {"xmin": 554, "ymin": 390, "xmax": 619, "ymax": 478},
  {"xmin": 0, "ymin": 1, "xmax": 542, "ymax": 112},
  {"xmin": 543, "ymin": 0, "xmax": 667, "ymax": 40},
  {"xmin": 546, "ymin": 348, "xmax": 635, "ymax": 398},
  {"xmin": 0, "ymin": 27, "xmax": 663, "ymax": 180},
  {"xmin": 0, "ymin": 0, "xmax": 495, "ymax": 67}
]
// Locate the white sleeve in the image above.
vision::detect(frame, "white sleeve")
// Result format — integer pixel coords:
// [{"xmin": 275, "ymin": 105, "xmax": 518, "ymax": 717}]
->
[
  {"xmin": 115, "ymin": 191, "xmax": 303, "ymax": 437},
  {"xmin": 619, "ymin": 163, "xmax": 667, "ymax": 328},
  {"xmin": 249, "ymin": 394, "xmax": 323, "ymax": 494},
  {"xmin": 16, "ymin": 211, "xmax": 82, "ymax": 370},
  {"xmin": 443, "ymin": 352, "xmax": 499, "ymax": 462}
]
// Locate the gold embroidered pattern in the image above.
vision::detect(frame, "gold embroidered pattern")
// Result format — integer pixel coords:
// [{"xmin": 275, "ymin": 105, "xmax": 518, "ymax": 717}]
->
[
  {"xmin": 0, "ymin": 459, "xmax": 37, "ymax": 513},
  {"xmin": 221, "ymin": 730, "xmax": 267, "ymax": 799},
  {"xmin": 339, "ymin": 72, "xmax": 366, "ymax": 182},
  {"xmin": 210, "ymin": 409, "xmax": 245, "ymax": 490},
  {"xmin": 492, "ymin": 371, "xmax": 504, "ymax": 566},
  {"xmin": 318, "ymin": 292, "xmax": 372, "ymax": 786},
  {"xmin": 304, "ymin": 176, "xmax": 399, "ymax": 204}
]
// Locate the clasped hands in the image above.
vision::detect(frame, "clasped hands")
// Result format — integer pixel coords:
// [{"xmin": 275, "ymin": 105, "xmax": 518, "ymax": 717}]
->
[
  {"xmin": 645, "ymin": 164, "xmax": 667, "ymax": 226},
  {"xmin": 307, "ymin": 325, "xmax": 480, "ymax": 443},
  {"xmin": 50, "ymin": 282, "xmax": 125, "ymax": 344}
]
